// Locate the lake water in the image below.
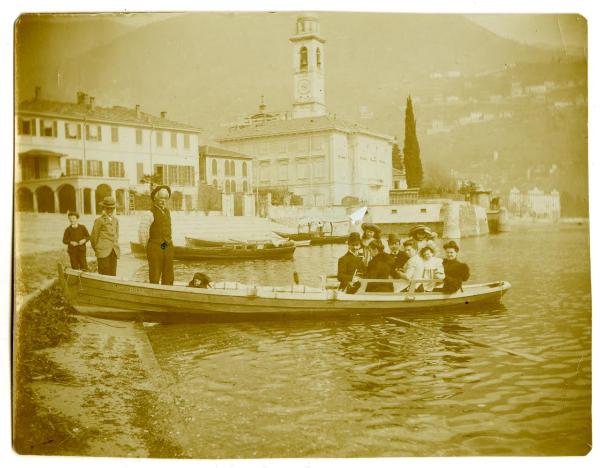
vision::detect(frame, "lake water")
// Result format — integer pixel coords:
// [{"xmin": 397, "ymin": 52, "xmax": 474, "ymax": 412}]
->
[{"xmin": 139, "ymin": 224, "xmax": 591, "ymax": 457}]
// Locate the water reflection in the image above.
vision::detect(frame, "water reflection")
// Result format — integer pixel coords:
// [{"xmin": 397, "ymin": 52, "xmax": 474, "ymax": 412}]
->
[{"xmin": 143, "ymin": 225, "xmax": 590, "ymax": 457}]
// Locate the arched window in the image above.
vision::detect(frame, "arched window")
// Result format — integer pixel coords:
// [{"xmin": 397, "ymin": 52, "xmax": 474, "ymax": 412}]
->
[
  {"xmin": 212, "ymin": 179, "xmax": 218, "ymax": 188},
  {"xmin": 211, "ymin": 159, "xmax": 217, "ymax": 176},
  {"xmin": 300, "ymin": 47, "xmax": 308, "ymax": 72},
  {"xmin": 242, "ymin": 161, "xmax": 247, "ymax": 177},
  {"xmin": 224, "ymin": 160, "xmax": 229, "ymax": 176},
  {"xmin": 225, "ymin": 180, "xmax": 230, "ymax": 194},
  {"xmin": 243, "ymin": 180, "xmax": 248, "ymax": 193},
  {"xmin": 316, "ymin": 48, "xmax": 321, "ymax": 70},
  {"xmin": 231, "ymin": 180, "xmax": 236, "ymax": 193},
  {"xmin": 230, "ymin": 160, "xmax": 235, "ymax": 176}
]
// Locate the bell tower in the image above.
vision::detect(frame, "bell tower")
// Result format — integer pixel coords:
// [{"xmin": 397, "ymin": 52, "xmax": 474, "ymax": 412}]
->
[{"xmin": 290, "ymin": 15, "xmax": 326, "ymax": 118}]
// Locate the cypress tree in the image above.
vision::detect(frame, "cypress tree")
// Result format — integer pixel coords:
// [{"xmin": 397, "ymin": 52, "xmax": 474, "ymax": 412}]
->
[
  {"xmin": 391, "ymin": 142, "xmax": 403, "ymax": 170},
  {"xmin": 403, "ymin": 95, "xmax": 423, "ymax": 188}
]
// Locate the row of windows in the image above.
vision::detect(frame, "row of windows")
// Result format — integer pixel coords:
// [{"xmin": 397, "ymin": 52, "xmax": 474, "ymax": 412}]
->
[
  {"xmin": 259, "ymin": 159, "xmax": 326, "ymax": 182},
  {"xmin": 148, "ymin": 164, "xmax": 195, "ymax": 187},
  {"xmin": 18, "ymin": 117, "xmax": 192, "ymax": 149},
  {"xmin": 65, "ymin": 159, "xmax": 125, "ymax": 178},
  {"xmin": 211, "ymin": 159, "xmax": 249, "ymax": 177},
  {"xmin": 212, "ymin": 179, "xmax": 250, "ymax": 194}
]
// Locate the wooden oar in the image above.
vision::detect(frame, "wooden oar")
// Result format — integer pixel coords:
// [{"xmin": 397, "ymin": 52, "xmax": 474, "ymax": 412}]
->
[{"xmin": 387, "ymin": 316, "xmax": 544, "ymax": 362}]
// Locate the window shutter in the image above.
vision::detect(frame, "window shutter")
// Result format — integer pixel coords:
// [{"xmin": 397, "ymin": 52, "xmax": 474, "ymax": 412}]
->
[
  {"xmin": 53, "ymin": 121, "xmax": 58, "ymax": 137},
  {"xmin": 32, "ymin": 119, "xmax": 36, "ymax": 136},
  {"xmin": 86, "ymin": 125, "xmax": 90, "ymax": 140},
  {"xmin": 40, "ymin": 119, "xmax": 44, "ymax": 134},
  {"xmin": 64, "ymin": 122, "xmax": 68, "ymax": 137},
  {"xmin": 77, "ymin": 124, "xmax": 82, "ymax": 139},
  {"xmin": 97, "ymin": 126, "xmax": 102, "ymax": 141}
]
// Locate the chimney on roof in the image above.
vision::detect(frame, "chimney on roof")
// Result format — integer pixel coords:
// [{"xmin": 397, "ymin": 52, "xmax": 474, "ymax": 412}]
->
[
  {"xmin": 34, "ymin": 86, "xmax": 41, "ymax": 101},
  {"xmin": 76, "ymin": 91, "xmax": 88, "ymax": 105},
  {"xmin": 160, "ymin": 111, "xmax": 167, "ymax": 119},
  {"xmin": 135, "ymin": 104, "xmax": 141, "ymax": 118},
  {"xmin": 89, "ymin": 96, "xmax": 95, "ymax": 110}
]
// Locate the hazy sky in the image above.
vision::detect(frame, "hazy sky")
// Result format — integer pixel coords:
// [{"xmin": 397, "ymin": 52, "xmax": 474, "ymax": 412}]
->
[
  {"xmin": 466, "ymin": 14, "xmax": 587, "ymax": 48},
  {"xmin": 113, "ymin": 12, "xmax": 587, "ymax": 49}
]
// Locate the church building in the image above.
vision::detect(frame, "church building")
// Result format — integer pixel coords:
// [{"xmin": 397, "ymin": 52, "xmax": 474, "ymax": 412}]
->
[{"xmin": 217, "ymin": 15, "xmax": 394, "ymax": 207}]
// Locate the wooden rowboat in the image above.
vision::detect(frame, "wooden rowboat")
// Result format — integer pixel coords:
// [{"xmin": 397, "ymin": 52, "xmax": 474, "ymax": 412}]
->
[
  {"xmin": 185, "ymin": 236, "xmax": 292, "ymax": 249},
  {"xmin": 273, "ymin": 231, "xmax": 349, "ymax": 245},
  {"xmin": 130, "ymin": 241, "xmax": 295, "ymax": 260},
  {"xmin": 59, "ymin": 265, "xmax": 511, "ymax": 323}
]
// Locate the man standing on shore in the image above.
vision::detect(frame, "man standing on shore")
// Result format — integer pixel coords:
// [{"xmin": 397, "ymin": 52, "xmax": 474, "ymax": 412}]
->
[
  {"xmin": 138, "ymin": 185, "xmax": 174, "ymax": 285},
  {"xmin": 90, "ymin": 196, "xmax": 120, "ymax": 276}
]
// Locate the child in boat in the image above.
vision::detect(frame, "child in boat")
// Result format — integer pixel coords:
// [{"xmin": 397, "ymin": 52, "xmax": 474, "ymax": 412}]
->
[
  {"xmin": 360, "ymin": 223, "xmax": 381, "ymax": 267},
  {"xmin": 419, "ymin": 245, "xmax": 445, "ymax": 292},
  {"xmin": 438, "ymin": 240, "xmax": 470, "ymax": 293},
  {"xmin": 62, "ymin": 211, "xmax": 90, "ymax": 270},
  {"xmin": 188, "ymin": 272, "xmax": 213, "ymax": 288}
]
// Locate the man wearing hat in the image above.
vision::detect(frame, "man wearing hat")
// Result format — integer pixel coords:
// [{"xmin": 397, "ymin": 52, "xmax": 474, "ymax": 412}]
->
[
  {"xmin": 337, "ymin": 232, "xmax": 365, "ymax": 293},
  {"xmin": 90, "ymin": 196, "xmax": 120, "ymax": 276},
  {"xmin": 138, "ymin": 185, "xmax": 174, "ymax": 285}
]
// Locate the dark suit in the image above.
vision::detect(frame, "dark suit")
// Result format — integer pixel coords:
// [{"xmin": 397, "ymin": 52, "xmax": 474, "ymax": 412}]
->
[
  {"xmin": 147, "ymin": 205, "xmax": 174, "ymax": 285},
  {"xmin": 441, "ymin": 259, "xmax": 470, "ymax": 293},
  {"xmin": 337, "ymin": 251, "xmax": 364, "ymax": 291},
  {"xmin": 366, "ymin": 253, "xmax": 395, "ymax": 292}
]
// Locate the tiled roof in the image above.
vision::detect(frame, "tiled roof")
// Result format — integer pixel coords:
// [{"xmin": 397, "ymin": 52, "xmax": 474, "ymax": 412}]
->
[
  {"xmin": 200, "ymin": 145, "xmax": 253, "ymax": 160},
  {"xmin": 17, "ymin": 99, "xmax": 202, "ymax": 132},
  {"xmin": 217, "ymin": 114, "xmax": 393, "ymax": 141}
]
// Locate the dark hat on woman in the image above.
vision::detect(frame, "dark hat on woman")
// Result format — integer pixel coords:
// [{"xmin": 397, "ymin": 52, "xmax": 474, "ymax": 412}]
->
[
  {"xmin": 67, "ymin": 210, "xmax": 80, "ymax": 218},
  {"xmin": 348, "ymin": 232, "xmax": 361, "ymax": 244},
  {"xmin": 150, "ymin": 185, "xmax": 172, "ymax": 201},
  {"xmin": 361, "ymin": 222, "xmax": 382, "ymax": 235},
  {"xmin": 408, "ymin": 224, "xmax": 433, "ymax": 238},
  {"xmin": 100, "ymin": 196, "xmax": 116, "ymax": 208}
]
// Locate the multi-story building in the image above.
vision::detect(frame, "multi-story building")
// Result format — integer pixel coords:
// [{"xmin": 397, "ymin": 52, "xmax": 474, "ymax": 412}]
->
[
  {"xmin": 508, "ymin": 187, "xmax": 561, "ymax": 219},
  {"xmin": 199, "ymin": 145, "xmax": 255, "ymax": 215},
  {"xmin": 217, "ymin": 15, "xmax": 395, "ymax": 207},
  {"xmin": 15, "ymin": 89, "xmax": 201, "ymax": 214}
]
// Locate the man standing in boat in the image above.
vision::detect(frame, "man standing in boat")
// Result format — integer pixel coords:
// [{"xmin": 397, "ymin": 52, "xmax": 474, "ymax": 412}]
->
[{"xmin": 138, "ymin": 185, "xmax": 174, "ymax": 285}]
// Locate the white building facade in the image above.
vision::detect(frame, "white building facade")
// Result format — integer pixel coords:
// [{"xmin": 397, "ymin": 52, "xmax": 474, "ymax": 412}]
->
[
  {"xmin": 508, "ymin": 187, "xmax": 561, "ymax": 219},
  {"xmin": 217, "ymin": 15, "xmax": 394, "ymax": 207},
  {"xmin": 16, "ymin": 90, "xmax": 201, "ymax": 214}
]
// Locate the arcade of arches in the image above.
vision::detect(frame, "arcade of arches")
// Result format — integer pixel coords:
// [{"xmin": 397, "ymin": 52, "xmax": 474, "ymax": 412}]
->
[{"xmin": 16, "ymin": 181, "xmax": 131, "ymax": 215}]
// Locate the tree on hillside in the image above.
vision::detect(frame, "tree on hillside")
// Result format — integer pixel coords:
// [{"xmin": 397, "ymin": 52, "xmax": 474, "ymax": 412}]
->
[
  {"xmin": 392, "ymin": 142, "xmax": 404, "ymax": 170},
  {"xmin": 402, "ymin": 96, "xmax": 423, "ymax": 188}
]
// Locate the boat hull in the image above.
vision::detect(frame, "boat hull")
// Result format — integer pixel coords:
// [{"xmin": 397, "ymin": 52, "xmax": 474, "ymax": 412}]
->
[
  {"xmin": 60, "ymin": 267, "xmax": 511, "ymax": 323},
  {"xmin": 130, "ymin": 242, "xmax": 295, "ymax": 260}
]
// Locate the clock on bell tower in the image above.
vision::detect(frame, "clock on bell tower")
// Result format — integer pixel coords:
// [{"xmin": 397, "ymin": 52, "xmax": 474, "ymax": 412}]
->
[{"xmin": 290, "ymin": 15, "xmax": 326, "ymax": 118}]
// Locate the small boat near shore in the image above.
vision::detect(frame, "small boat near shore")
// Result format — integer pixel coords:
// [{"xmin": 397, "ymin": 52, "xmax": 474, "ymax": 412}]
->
[
  {"xmin": 59, "ymin": 265, "xmax": 511, "ymax": 323},
  {"xmin": 184, "ymin": 236, "xmax": 289, "ymax": 248},
  {"xmin": 273, "ymin": 231, "xmax": 349, "ymax": 245},
  {"xmin": 130, "ymin": 241, "xmax": 296, "ymax": 260}
]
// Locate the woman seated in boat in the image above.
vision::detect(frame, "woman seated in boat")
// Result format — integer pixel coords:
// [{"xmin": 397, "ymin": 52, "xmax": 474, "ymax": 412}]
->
[
  {"xmin": 436, "ymin": 240, "xmax": 470, "ymax": 293},
  {"xmin": 360, "ymin": 222, "xmax": 382, "ymax": 267},
  {"xmin": 365, "ymin": 240, "xmax": 395, "ymax": 292},
  {"xmin": 419, "ymin": 245, "xmax": 445, "ymax": 292},
  {"xmin": 188, "ymin": 272, "xmax": 213, "ymax": 288},
  {"xmin": 396, "ymin": 239, "xmax": 425, "ymax": 292},
  {"xmin": 387, "ymin": 233, "xmax": 409, "ymax": 275},
  {"xmin": 408, "ymin": 225, "xmax": 439, "ymax": 253}
]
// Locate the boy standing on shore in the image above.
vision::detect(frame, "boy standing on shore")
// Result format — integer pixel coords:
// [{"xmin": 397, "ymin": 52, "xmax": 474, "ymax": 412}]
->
[{"xmin": 62, "ymin": 211, "xmax": 90, "ymax": 270}]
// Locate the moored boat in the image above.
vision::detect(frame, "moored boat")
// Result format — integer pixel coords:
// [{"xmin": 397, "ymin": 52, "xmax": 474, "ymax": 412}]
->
[
  {"xmin": 185, "ymin": 236, "xmax": 289, "ymax": 248},
  {"xmin": 273, "ymin": 231, "xmax": 349, "ymax": 245},
  {"xmin": 59, "ymin": 265, "xmax": 511, "ymax": 323},
  {"xmin": 130, "ymin": 241, "xmax": 295, "ymax": 260}
]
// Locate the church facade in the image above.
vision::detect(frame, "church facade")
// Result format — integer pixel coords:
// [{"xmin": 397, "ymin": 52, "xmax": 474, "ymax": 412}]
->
[{"xmin": 217, "ymin": 15, "xmax": 394, "ymax": 207}]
